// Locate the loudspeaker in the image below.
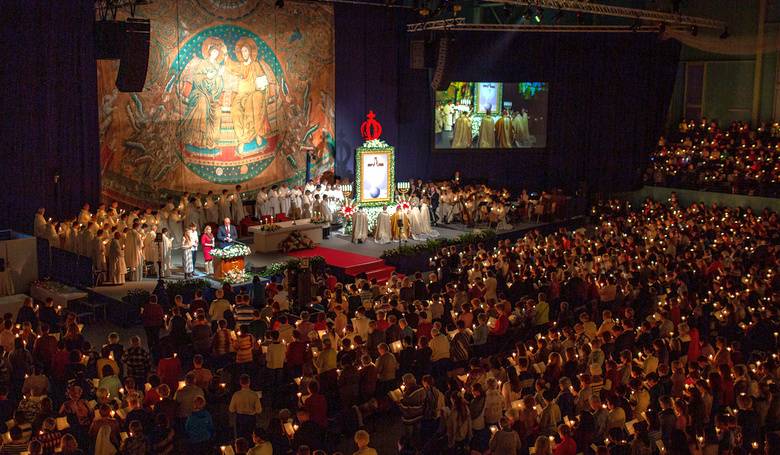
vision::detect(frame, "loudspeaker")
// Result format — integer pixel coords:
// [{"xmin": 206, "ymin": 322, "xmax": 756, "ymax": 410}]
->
[
  {"xmin": 430, "ymin": 36, "xmax": 450, "ymax": 91},
  {"xmin": 410, "ymin": 39, "xmax": 426, "ymax": 69},
  {"xmin": 116, "ymin": 18, "xmax": 150, "ymax": 92}
]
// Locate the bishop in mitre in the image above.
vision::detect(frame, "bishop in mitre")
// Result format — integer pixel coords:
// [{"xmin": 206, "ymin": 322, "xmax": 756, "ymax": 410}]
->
[
  {"xmin": 451, "ymin": 111, "xmax": 472, "ymax": 148},
  {"xmin": 374, "ymin": 206, "xmax": 392, "ymax": 244},
  {"xmin": 495, "ymin": 109, "xmax": 513, "ymax": 148},
  {"xmin": 478, "ymin": 109, "xmax": 496, "ymax": 148}
]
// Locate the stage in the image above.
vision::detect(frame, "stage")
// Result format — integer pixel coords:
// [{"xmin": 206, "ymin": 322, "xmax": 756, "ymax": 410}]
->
[{"xmin": 86, "ymin": 219, "xmax": 548, "ymax": 305}]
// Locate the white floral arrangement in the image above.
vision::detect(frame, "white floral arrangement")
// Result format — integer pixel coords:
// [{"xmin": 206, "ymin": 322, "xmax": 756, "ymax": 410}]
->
[
  {"xmin": 362, "ymin": 139, "xmax": 389, "ymax": 148},
  {"xmin": 223, "ymin": 267, "xmax": 252, "ymax": 284},
  {"xmin": 211, "ymin": 243, "xmax": 252, "ymax": 259}
]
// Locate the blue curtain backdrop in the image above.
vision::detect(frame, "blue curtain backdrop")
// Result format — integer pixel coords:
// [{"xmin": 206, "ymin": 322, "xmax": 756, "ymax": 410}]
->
[
  {"xmin": 0, "ymin": 0, "xmax": 100, "ymax": 232},
  {"xmin": 335, "ymin": 4, "xmax": 680, "ymax": 193}
]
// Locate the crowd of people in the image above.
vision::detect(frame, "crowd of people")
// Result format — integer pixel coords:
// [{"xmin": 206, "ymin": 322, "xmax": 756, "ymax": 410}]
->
[
  {"xmin": 644, "ymin": 119, "xmax": 780, "ymax": 197},
  {"xmin": 6, "ymin": 190, "xmax": 779, "ymax": 454}
]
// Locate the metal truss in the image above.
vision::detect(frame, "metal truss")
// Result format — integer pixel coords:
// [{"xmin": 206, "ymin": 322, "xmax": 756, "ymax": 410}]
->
[
  {"xmin": 406, "ymin": 17, "xmax": 466, "ymax": 32},
  {"xmin": 409, "ymin": 23, "xmax": 663, "ymax": 32},
  {"xmin": 497, "ymin": 0, "xmax": 725, "ymax": 29}
]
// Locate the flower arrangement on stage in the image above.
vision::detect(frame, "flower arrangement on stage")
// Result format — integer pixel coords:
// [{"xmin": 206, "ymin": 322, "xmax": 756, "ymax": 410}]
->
[
  {"xmin": 223, "ymin": 267, "xmax": 252, "ymax": 284},
  {"xmin": 211, "ymin": 243, "xmax": 252, "ymax": 260},
  {"xmin": 362, "ymin": 139, "xmax": 389, "ymax": 149},
  {"xmin": 262, "ymin": 256, "xmax": 325, "ymax": 277},
  {"xmin": 279, "ymin": 230, "xmax": 316, "ymax": 253},
  {"xmin": 339, "ymin": 199, "xmax": 358, "ymax": 220},
  {"xmin": 395, "ymin": 196, "xmax": 412, "ymax": 211}
]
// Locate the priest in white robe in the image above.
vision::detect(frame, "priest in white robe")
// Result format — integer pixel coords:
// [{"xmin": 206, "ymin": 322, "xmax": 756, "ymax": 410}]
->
[
  {"xmin": 204, "ymin": 191, "xmax": 219, "ymax": 225},
  {"xmin": 218, "ymin": 190, "xmax": 232, "ymax": 221},
  {"xmin": 231, "ymin": 185, "xmax": 246, "ymax": 222},
  {"xmin": 77, "ymin": 204, "xmax": 92, "ymax": 226},
  {"xmin": 34, "ymin": 208, "xmax": 47, "ymax": 238},
  {"xmin": 183, "ymin": 198, "xmax": 202, "ymax": 231},
  {"xmin": 478, "ymin": 111, "xmax": 496, "ymax": 148},
  {"xmin": 495, "ymin": 110, "xmax": 513, "ymax": 148},
  {"xmin": 419, "ymin": 200, "xmax": 439, "ymax": 238},
  {"xmin": 255, "ymin": 188, "xmax": 268, "ymax": 218},
  {"xmin": 45, "ymin": 221, "xmax": 59, "ymax": 248},
  {"xmin": 268, "ymin": 186, "xmax": 280, "ymax": 217},
  {"xmin": 108, "ymin": 232, "xmax": 126, "ymax": 285},
  {"xmin": 278, "ymin": 183, "xmax": 291, "ymax": 217},
  {"xmin": 351, "ymin": 209, "xmax": 369, "ymax": 243},
  {"xmin": 168, "ymin": 209, "xmax": 184, "ymax": 249},
  {"xmin": 451, "ymin": 111, "xmax": 472, "ymax": 148},
  {"xmin": 409, "ymin": 206, "xmax": 425, "ymax": 240},
  {"xmin": 301, "ymin": 190, "xmax": 312, "ymax": 219},
  {"xmin": 92, "ymin": 230, "xmax": 107, "ymax": 273},
  {"xmin": 513, "ymin": 109, "xmax": 530, "ymax": 146},
  {"xmin": 125, "ymin": 222, "xmax": 145, "ymax": 281},
  {"xmin": 290, "ymin": 187, "xmax": 302, "ymax": 220},
  {"xmin": 160, "ymin": 228, "xmax": 173, "ymax": 278},
  {"xmin": 142, "ymin": 226, "xmax": 159, "ymax": 277},
  {"xmin": 374, "ymin": 207, "xmax": 392, "ymax": 244}
]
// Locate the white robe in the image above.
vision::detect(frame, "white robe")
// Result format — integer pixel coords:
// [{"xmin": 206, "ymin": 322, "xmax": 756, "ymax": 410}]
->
[
  {"xmin": 34, "ymin": 214, "xmax": 47, "ymax": 238},
  {"xmin": 204, "ymin": 197, "xmax": 219, "ymax": 224},
  {"xmin": 108, "ymin": 239, "xmax": 126, "ymax": 285},
  {"xmin": 451, "ymin": 115, "xmax": 472, "ymax": 148},
  {"xmin": 142, "ymin": 231, "xmax": 158, "ymax": 264},
  {"xmin": 45, "ymin": 224, "xmax": 59, "ymax": 248},
  {"xmin": 419, "ymin": 203, "xmax": 439, "ymax": 238},
  {"xmin": 77, "ymin": 209, "xmax": 91, "ymax": 226},
  {"xmin": 255, "ymin": 191, "xmax": 268, "ymax": 218},
  {"xmin": 374, "ymin": 211, "xmax": 392, "ymax": 244},
  {"xmin": 184, "ymin": 203, "xmax": 202, "ymax": 230},
  {"xmin": 279, "ymin": 187, "xmax": 291, "ymax": 216},
  {"xmin": 168, "ymin": 212, "xmax": 184, "ymax": 248},
  {"xmin": 351, "ymin": 211, "xmax": 369, "ymax": 243},
  {"xmin": 161, "ymin": 234, "xmax": 173, "ymax": 277},
  {"xmin": 231, "ymin": 191, "xmax": 246, "ymax": 221},
  {"xmin": 267, "ymin": 190, "xmax": 280, "ymax": 216},
  {"xmin": 93, "ymin": 237, "xmax": 107, "ymax": 272},
  {"xmin": 218, "ymin": 196, "xmax": 231, "ymax": 221},
  {"xmin": 125, "ymin": 229, "xmax": 144, "ymax": 267},
  {"xmin": 409, "ymin": 207, "xmax": 425, "ymax": 240}
]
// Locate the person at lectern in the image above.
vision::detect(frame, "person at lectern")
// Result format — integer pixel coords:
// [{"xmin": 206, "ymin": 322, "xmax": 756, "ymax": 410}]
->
[{"xmin": 216, "ymin": 217, "xmax": 238, "ymax": 248}]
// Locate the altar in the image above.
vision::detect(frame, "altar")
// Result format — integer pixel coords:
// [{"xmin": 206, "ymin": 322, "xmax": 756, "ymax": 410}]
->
[{"xmin": 248, "ymin": 219, "xmax": 324, "ymax": 253}]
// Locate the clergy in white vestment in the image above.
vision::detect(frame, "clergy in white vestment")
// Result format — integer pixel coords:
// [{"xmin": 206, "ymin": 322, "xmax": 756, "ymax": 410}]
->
[
  {"xmin": 168, "ymin": 209, "xmax": 184, "ymax": 249},
  {"xmin": 204, "ymin": 191, "xmax": 219, "ymax": 225},
  {"xmin": 374, "ymin": 207, "xmax": 392, "ymax": 244},
  {"xmin": 78, "ymin": 223, "xmax": 95, "ymax": 257},
  {"xmin": 278, "ymin": 183, "xmax": 291, "ymax": 216},
  {"xmin": 92, "ymin": 230, "xmax": 107, "ymax": 273},
  {"xmin": 351, "ymin": 209, "xmax": 369, "ymax": 243},
  {"xmin": 409, "ymin": 206, "xmax": 425, "ymax": 240},
  {"xmin": 45, "ymin": 222, "xmax": 59, "ymax": 248},
  {"xmin": 290, "ymin": 187, "xmax": 302, "ymax": 220},
  {"xmin": 442, "ymin": 102, "xmax": 454, "ymax": 132},
  {"xmin": 513, "ymin": 109, "xmax": 530, "ymax": 146},
  {"xmin": 108, "ymin": 232, "xmax": 126, "ymax": 285},
  {"xmin": 255, "ymin": 188, "xmax": 268, "ymax": 218},
  {"xmin": 77, "ymin": 204, "xmax": 92, "ymax": 226},
  {"xmin": 142, "ymin": 226, "xmax": 159, "ymax": 276},
  {"xmin": 62, "ymin": 223, "xmax": 76, "ymax": 252},
  {"xmin": 184, "ymin": 198, "xmax": 202, "ymax": 231},
  {"xmin": 95, "ymin": 204, "xmax": 108, "ymax": 225},
  {"xmin": 160, "ymin": 228, "xmax": 173, "ymax": 278},
  {"xmin": 125, "ymin": 222, "xmax": 145, "ymax": 281},
  {"xmin": 268, "ymin": 185, "xmax": 280, "ymax": 216},
  {"xmin": 231, "ymin": 185, "xmax": 246, "ymax": 222},
  {"xmin": 419, "ymin": 201, "xmax": 439, "ymax": 238},
  {"xmin": 301, "ymin": 190, "xmax": 312, "ymax": 219},
  {"xmin": 34, "ymin": 208, "xmax": 47, "ymax": 238},
  {"xmin": 451, "ymin": 111, "xmax": 472, "ymax": 148},
  {"xmin": 320, "ymin": 195, "xmax": 332, "ymax": 224},
  {"xmin": 218, "ymin": 189, "xmax": 232, "ymax": 221},
  {"xmin": 495, "ymin": 110, "xmax": 513, "ymax": 148},
  {"xmin": 478, "ymin": 111, "xmax": 496, "ymax": 148}
]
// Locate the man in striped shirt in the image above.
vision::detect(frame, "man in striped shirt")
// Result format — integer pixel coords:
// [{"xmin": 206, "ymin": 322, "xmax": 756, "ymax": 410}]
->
[{"xmin": 234, "ymin": 294, "xmax": 255, "ymax": 326}]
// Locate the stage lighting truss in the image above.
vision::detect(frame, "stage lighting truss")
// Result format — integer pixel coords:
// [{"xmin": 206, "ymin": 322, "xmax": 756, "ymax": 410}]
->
[
  {"xmin": 406, "ymin": 17, "xmax": 466, "ymax": 32},
  {"xmin": 495, "ymin": 0, "xmax": 724, "ymax": 30},
  {"xmin": 407, "ymin": 23, "xmax": 663, "ymax": 33}
]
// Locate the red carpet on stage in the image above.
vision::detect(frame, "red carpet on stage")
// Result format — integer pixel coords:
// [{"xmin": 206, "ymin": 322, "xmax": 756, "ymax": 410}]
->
[{"xmin": 287, "ymin": 246, "xmax": 398, "ymax": 282}]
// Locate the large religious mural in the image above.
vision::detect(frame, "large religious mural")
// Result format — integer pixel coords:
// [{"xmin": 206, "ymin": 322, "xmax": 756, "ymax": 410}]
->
[{"xmin": 98, "ymin": 0, "xmax": 334, "ymax": 206}]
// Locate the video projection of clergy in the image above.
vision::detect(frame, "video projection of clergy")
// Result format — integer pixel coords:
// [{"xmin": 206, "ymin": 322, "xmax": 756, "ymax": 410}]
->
[{"xmin": 97, "ymin": 0, "xmax": 335, "ymax": 206}]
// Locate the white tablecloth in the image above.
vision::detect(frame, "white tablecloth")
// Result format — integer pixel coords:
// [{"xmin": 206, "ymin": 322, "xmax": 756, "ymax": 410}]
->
[{"xmin": 30, "ymin": 283, "xmax": 88, "ymax": 308}]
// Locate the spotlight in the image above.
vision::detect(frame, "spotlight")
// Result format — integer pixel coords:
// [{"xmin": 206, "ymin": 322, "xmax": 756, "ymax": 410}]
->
[
  {"xmin": 690, "ymin": 25, "xmax": 698, "ymax": 36},
  {"xmin": 275, "ymin": 0, "xmax": 283, "ymax": 8},
  {"xmin": 534, "ymin": 8, "xmax": 543, "ymax": 23},
  {"xmin": 720, "ymin": 27, "xmax": 730, "ymax": 39}
]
